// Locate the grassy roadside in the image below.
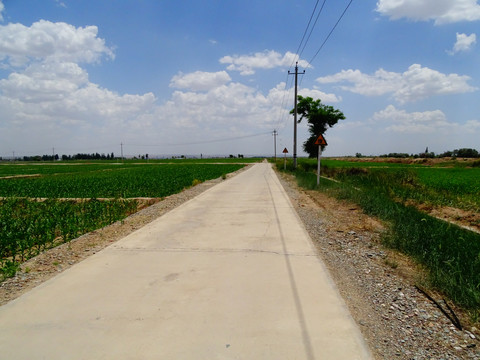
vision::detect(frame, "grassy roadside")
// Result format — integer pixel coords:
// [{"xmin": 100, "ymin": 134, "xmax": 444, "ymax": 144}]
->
[{"xmin": 277, "ymin": 159, "xmax": 480, "ymax": 317}]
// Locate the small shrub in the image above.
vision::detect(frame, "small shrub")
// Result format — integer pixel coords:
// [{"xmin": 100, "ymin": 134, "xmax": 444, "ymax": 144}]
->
[
  {"xmin": 1, "ymin": 261, "xmax": 19, "ymax": 280},
  {"xmin": 191, "ymin": 179, "xmax": 202, "ymax": 186}
]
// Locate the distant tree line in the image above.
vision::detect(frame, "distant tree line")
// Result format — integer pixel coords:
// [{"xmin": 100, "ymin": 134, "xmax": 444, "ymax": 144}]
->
[
  {"xmin": 22, "ymin": 152, "xmax": 116, "ymax": 161},
  {"xmin": 23, "ymin": 154, "xmax": 60, "ymax": 161},
  {"xmin": 62, "ymin": 153, "xmax": 116, "ymax": 160},
  {"xmin": 366, "ymin": 148, "xmax": 480, "ymax": 159}
]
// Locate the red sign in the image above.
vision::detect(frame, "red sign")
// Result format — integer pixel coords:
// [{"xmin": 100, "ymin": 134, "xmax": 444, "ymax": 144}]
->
[
  {"xmin": 314, "ymin": 134, "xmax": 327, "ymax": 146},
  {"xmin": 282, "ymin": 148, "xmax": 289, "ymax": 153}
]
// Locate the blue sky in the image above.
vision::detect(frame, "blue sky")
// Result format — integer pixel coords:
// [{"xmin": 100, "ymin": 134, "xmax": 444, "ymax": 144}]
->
[{"xmin": 0, "ymin": 0, "xmax": 479, "ymax": 158}]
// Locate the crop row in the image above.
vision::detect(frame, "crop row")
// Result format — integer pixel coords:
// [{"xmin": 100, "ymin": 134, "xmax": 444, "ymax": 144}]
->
[
  {"xmin": 0, "ymin": 158, "xmax": 257, "ymax": 177},
  {"xmin": 0, "ymin": 198, "xmax": 138, "ymax": 279},
  {"xmin": 0, "ymin": 163, "xmax": 132, "ymax": 177},
  {"xmin": 0, "ymin": 164, "xmax": 244, "ymax": 198}
]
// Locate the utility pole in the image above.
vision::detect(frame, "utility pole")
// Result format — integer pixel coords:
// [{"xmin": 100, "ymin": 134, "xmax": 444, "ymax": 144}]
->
[
  {"xmin": 273, "ymin": 130, "xmax": 277, "ymax": 162},
  {"xmin": 120, "ymin": 142, "xmax": 124, "ymax": 161},
  {"xmin": 12, "ymin": 151, "xmax": 15, "ymax": 163},
  {"xmin": 52, "ymin": 147, "xmax": 55, "ymax": 161},
  {"xmin": 288, "ymin": 62, "xmax": 305, "ymax": 169}
]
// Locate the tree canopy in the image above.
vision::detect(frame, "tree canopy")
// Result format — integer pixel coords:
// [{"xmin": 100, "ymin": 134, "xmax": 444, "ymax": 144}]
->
[{"xmin": 291, "ymin": 95, "xmax": 345, "ymax": 158}]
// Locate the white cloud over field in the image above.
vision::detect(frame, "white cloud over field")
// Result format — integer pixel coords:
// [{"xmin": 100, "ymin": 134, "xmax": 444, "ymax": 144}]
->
[
  {"xmin": 449, "ymin": 33, "xmax": 477, "ymax": 54},
  {"xmin": 376, "ymin": 0, "xmax": 480, "ymax": 24},
  {"xmin": 220, "ymin": 50, "xmax": 310, "ymax": 76},
  {"xmin": 370, "ymin": 105, "xmax": 453, "ymax": 133},
  {"xmin": 0, "ymin": 20, "xmax": 114, "ymax": 66},
  {"xmin": 316, "ymin": 64, "xmax": 476, "ymax": 103},
  {"xmin": 0, "ymin": 20, "xmax": 327, "ymax": 154}
]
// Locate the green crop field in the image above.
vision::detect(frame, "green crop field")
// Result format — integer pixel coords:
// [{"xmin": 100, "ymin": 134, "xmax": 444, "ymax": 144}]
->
[
  {"xmin": 279, "ymin": 157, "xmax": 480, "ymax": 312},
  {"xmin": 0, "ymin": 161, "xmax": 246, "ymax": 279},
  {"xmin": 0, "ymin": 163, "xmax": 244, "ymax": 198},
  {"xmin": 318, "ymin": 159, "xmax": 480, "ymax": 212}
]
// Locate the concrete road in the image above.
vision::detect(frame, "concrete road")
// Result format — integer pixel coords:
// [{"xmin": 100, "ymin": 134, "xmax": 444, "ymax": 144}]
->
[{"xmin": 0, "ymin": 163, "xmax": 372, "ymax": 359}]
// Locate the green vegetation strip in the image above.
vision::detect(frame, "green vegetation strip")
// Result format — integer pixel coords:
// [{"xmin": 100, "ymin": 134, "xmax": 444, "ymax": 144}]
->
[
  {"xmin": 280, "ymin": 159, "xmax": 480, "ymax": 310},
  {"xmin": 0, "ymin": 164, "xmax": 244, "ymax": 198},
  {"xmin": 0, "ymin": 198, "xmax": 138, "ymax": 279}
]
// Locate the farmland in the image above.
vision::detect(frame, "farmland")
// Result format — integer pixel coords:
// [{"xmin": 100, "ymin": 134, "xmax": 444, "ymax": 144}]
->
[
  {"xmin": 321, "ymin": 159, "xmax": 480, "ymax": 213},
  {"xmin": 279, "ymin": 157, "xmax": 480, "ymax": 311},
  {"xmin": 0, "ymin": 161, "xmax": 246, "ymax": 278}
]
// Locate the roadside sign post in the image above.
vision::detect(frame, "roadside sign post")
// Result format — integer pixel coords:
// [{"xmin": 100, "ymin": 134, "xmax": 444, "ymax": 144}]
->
[
  {"xmin": 314, "ymin": 134, "xmax": 327, "ymax": 186},
  {"xmin": 282, "ymin": 148, "xmax": 288, "ymax": 170},
  {"xmin": 317, "ymin": 148, "xmax": 322, "ymax": 186}
]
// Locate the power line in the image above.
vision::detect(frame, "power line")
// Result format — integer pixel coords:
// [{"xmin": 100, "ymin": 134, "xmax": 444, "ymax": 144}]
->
[
  {"xmin": 273, "ymin": 72, "xmax": 295, "ymax": 131},
  {"xmin": 291, "ymin": 0, "xmax": 321, "ymax": 68},
  {"xmin": 298, "ymin": 0, "xmax": 327, "ymax": 59},
  {"xmin": 124, "ymin": 131, "xmax": 272, "ymax": 147},
  {"xmin": 307, "ymin": 0, "xmax": 354, "ymax": 66},
  {"xmin": 276, "ymin": 1, "xmax": 327, "ymax": 134}
]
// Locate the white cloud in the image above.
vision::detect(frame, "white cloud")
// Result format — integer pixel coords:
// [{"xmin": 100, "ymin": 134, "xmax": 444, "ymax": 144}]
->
[
  {"xmin": 298, "ymin": 88, "xmax": 342, "ymax": 103},
  {"xmin": 464, "ymin": 119, "xmax": 480, "ymax": 132},
  {"xmin": 316, "ymin": 64, "xmax": 476, "ymax": 103},
  {"xmin": 371, "ymin": 105, "xmax": 454, "ymax": 133},
  {"xmin": 162, "ymin": 81, "xmax": 282, "ymax": 131},
  {"xmin": 0, "ymin": 62, "xmax": 156, "ymax": 127},
  {"xmin": 170, "ymin": 71, "xmax": 231, "ymax": 92},
  {"xmin": 219, "ymin": 50, "xmax": 309, "ymax": 75},
  {"xmin": 376, "ymin": 0, "xmax": 480, "ymax": 24},
  {"xmin": 0, "ymin": 20, "xmax": 114, "ymax": 67},
  {"xmin": 449, "ymin": 33, "xmax": 477, "ymax": 54},
  {"xmin": 0, "ymin": 1, "xmax": 4, "ymax": 22},
  {"xmin": 0, "ymin": 61, "xmax": 88, "ymax": 102},
  {"xmin": 55, "ymin": 0, "xmax": 67, "ymax": 8},
  {"xmin": 0, "ymin": 19, "xmax": 153, "ymax": 131}
]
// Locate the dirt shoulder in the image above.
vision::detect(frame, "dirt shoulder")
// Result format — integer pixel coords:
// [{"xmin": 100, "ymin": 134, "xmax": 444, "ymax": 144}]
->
[{"xmin": 276, "ymin": 171, "xmax": 479, "ymax": 359}]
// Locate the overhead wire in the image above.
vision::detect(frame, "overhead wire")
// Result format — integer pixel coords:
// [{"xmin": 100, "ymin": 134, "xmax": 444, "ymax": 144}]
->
[
  {"xmin": 125, "ymin": 131, "xmax": 272, "ymax": 148},
  {"xmin": 298, "ymin": 0, "xmax": 354, "ymax": 88},
  {"xmin": 290, "ymin": 0, "xmax": 321, "ymax": 68},
  {"xmin": 276, "ymin": 0, "xmax": 355, "ymax": 143},
  {"xmin": 278, "ymin": 0, "xmax": 328, "ymax": 132},
  {"xmin": 298, "ymin": 0, "xmax": 327, "ymax": 59},
  {"xmin": 307, "ymin": 0, "xmax": 354, "ymax": 66},
  {"xmin": 275, "ymin": 0, "xmax": 325, "ymax": 135}
]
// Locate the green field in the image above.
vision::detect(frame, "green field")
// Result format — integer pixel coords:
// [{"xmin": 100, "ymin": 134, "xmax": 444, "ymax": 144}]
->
[
  {"xmin": 0, "ymin": 161, "xmax": 246, "ymax": 279},
  {"xmin": 280, "ymin": 158, "xmax": 480, "ymax": 312},
  {"xmin": 319, "ymin": 159, "xmax": 480, "ymax": 212},
  {"xmin": 0, "ymin": 163, "xmax": 244, "ymax": 198}
]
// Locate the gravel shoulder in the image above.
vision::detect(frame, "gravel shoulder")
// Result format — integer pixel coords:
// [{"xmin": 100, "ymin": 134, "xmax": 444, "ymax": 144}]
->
[
  {"xmin": 276, "ymin": 170, "xmax": 479, "ymax": 359},
  {"xmin": 2, "ymin": 164, "xmax": 479, "ymax": 359}
]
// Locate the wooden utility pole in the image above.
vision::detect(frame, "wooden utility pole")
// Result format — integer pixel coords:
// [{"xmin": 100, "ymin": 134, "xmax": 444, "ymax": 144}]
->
[
  {"xmin": 288, "ymin": 62, "xmax": 305, "ymax": 169},
  {"xmin": 273, "ymin": 130, "xmax": 277, "ymax": 162},
  {"xmin": 314, "ymin": 134, "xmax": 328, "ymax": 186}
]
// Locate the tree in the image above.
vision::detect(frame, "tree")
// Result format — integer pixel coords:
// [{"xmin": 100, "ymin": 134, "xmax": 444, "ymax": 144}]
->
[{"xmin": 291, "ymin": 95, "xmax": 345, "ymax": 158}]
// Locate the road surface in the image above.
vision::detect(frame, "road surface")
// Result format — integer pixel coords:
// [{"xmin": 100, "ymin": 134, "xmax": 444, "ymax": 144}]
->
[{"xmin": 0, "ymin": 162, "xmax": 372, "ymax": 359}]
